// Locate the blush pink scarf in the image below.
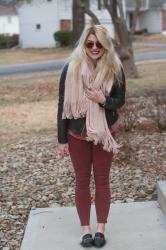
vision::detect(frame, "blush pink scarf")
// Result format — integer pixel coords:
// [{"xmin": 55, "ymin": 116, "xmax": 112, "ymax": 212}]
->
[{"xmin": 62, "ymin": 59, "xmax": 120, "ymax": 153}]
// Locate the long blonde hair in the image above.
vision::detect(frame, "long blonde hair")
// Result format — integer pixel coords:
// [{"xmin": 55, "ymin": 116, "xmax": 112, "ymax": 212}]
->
[{"xmin": 69, "ymin": 24, "xmax": 122, "ymax": 82}]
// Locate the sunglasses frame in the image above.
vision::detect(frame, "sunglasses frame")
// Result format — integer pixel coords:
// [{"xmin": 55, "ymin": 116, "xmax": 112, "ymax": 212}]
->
[{"xmin": 85, "ymin": 41, "xmax": 103, "ymax": 49}]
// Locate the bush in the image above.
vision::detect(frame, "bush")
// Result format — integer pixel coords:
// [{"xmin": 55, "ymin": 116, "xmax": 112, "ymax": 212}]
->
[
  {"xmin": 0, "ymin": 34, "xmax": 18, "ymax": 49},
  {"xmin": 53, "ymin": 31, "xmax": 72, "ymax": 47}
]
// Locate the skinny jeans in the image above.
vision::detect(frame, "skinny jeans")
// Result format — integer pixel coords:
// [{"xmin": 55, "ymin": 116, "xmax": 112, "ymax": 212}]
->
[{"xmin": 68, "ymin": 133, "xmax": 114, "ymax": 226}]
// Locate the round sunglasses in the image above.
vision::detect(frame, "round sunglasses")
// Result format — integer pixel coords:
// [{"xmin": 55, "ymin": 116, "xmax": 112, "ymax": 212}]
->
[{"xmin": 85, "ymin": 41, "xmax": 103, "ymax": 49}]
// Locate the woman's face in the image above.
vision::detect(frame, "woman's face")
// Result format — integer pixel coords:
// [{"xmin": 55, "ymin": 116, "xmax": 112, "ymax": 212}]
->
[{"xmin": 85, "ymin": 34, "xmax": 105, "ymax": 64}]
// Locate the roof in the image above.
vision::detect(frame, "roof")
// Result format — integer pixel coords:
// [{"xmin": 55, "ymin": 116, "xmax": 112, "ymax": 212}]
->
[
  {"xmin": 0, "ymin": 4, "xmax": 17, "ymax": 16},
  {"xmin": 125, "ymin": 0, "xmax": 166, "ymax": 12}
]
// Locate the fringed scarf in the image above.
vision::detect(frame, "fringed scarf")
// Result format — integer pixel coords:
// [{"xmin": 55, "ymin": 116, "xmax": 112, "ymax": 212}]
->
[{"xmin": 62, "ymin": 59, "xmax": 120, "ymax": 153}]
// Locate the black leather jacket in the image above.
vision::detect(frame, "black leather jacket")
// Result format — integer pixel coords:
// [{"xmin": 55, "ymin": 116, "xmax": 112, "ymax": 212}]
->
[{"xmin": 57, "ymin": 63, "xmax": 126, "ymax": 144}]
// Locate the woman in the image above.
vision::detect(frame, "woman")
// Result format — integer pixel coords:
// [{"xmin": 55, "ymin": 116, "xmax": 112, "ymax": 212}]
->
[{"xmin": 57, "ymin": 25, "xmax": 125, "ymax": 248}]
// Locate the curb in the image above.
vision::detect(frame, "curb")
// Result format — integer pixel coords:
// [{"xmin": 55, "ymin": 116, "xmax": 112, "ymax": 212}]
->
[{"xmin": 157, "ymin": 181, "xmax": 166, "ymax": 214}]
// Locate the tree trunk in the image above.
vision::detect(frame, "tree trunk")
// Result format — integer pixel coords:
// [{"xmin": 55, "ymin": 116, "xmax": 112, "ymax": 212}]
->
[
  {"xmin": 104, "ymin": 0, "xmax": 138, "ymax": 78},
  {"xmin": 130, "ymin": 0, "xmax": 141, "ymax": 37},
  {"xmin": 72, "ymin": 0, "xmax": 85, "ymax": 46},
  {"xmin": 122, "ymin": 56, "xmax": 138, "ymax": 78},
  {"xmin": 112, "ymin": 18, "xmax": 138, "ymax": 77}
]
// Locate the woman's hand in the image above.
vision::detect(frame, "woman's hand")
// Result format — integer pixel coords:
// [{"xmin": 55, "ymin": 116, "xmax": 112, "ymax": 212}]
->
[
  {"xmin": 86, "ymin": 86, "xmax": 106, "ymax": 104},
  {"xmin": 57, "ymin": 143, "xmax": 69, "ymax": 157}
]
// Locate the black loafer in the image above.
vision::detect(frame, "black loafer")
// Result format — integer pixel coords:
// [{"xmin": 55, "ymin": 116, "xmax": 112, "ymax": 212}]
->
[
  {"xmin": 93, "ymin": 232, "xmax": 106, "ymax": 248},
  {"xmin": 80, "ymin": 233, "xmax": 93, "ymax": 248}
]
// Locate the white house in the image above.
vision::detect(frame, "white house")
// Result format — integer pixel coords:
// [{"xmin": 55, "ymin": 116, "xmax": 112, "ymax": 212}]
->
[
  {"xmin": 17, "ymin": 0, "xmax": 115, "ymax": 48},
  {"xmin": 126, "ymin": 0, "xmax": 166, "ymax": 33},
  {"xmin": 0, "ymin": 4, "xmax": 19, "ymax": 35}
]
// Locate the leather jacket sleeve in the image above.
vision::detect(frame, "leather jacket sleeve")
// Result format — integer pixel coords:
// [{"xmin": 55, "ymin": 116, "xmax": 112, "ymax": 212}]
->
[
  {"xmin": 99, "ymin": 67, "xmax": 126, "ymax": 110},
  {"xmin": 57, "ymin": 63, "xmax": 69, "ymax": 144}
]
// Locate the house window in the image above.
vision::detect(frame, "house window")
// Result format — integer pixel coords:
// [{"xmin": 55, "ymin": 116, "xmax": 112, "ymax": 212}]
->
[
  {"xmin": 129, "ymin": 13, "xmax": 133, "ymax": 29},
  {"xmin": 36, "ymin": 24, "xmax": 41, "ymax": 30},
  {"xmin": 98, "ymin": 0, "xmax": 101, "ymax": 10},
  {"xmin": 98, "ymin": 0, "xmax": 104, "ymax": 10},
  {"xmin": 7, "ymin": 16, "xmax": 12, "ymax": 23}
]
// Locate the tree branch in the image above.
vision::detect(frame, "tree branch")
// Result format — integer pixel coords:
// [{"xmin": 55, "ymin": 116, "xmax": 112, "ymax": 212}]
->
[
  {"xmin": 75, "ymin": 0, "xmax": 100, "ymax": 24},
  {"xmin": 103, "ymin": 0, "xmax": 112, "ymax": 17}
]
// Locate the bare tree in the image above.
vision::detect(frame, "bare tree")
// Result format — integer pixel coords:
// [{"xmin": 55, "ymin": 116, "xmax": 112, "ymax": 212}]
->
[
  {"xmin": 75, "ymin": 0, "xmax": 100, "ymax": 24},
  {"xmin": 103, "ymin": 0, "xmax": 138, "ymax": 77},
  {"xmin": 72, "ymin": 0, "xmax": 100, "ymax": 45},
  {"xmin": 72, "ymin": 0, "xmax": 85, "ymax": 45},
  {"xmin": 130, "ymin": 0, "xmax": 141, "ymax": 37}
]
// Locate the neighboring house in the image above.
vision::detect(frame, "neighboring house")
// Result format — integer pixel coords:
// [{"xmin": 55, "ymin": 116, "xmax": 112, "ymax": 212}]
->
[
  {"xmin": 126, "ymin": 0, "xmax": 166, "ymax": 33},
  {"xmin": 163, "ymin": 3, "xmax": 166, "ymax": 34},
  {"xmin": 0, "ymin": 4, "xmax": 19, "ymax": 35},
  {"xmin": 18, "ymin": 0, "xmax": 116, "ymax": 48}
]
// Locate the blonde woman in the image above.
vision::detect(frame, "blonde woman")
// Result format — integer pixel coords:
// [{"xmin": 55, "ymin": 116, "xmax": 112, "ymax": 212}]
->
[{"xmin": 57, "ymin": 25, "xmax": 125, "ymax": 248}]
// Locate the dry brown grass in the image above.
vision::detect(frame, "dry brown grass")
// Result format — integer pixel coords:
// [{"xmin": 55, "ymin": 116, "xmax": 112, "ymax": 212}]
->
[
  {"xmin": 134, "ymin": 47, "xmax": 166, "ymax": 54},
  {"xmin": 128, "ymin": 61, "xmax": 166, "ymax": 96},
  {"xmin": 134, "ymin": 33, "xmax": 166, "ymax": 43},
  {"xmin": 133, "ymin": 33, "xmax": 166, "ymax": 53},
  {"xmin": 0, "ymin": 71, "xmax": 60, "ymax": 146},
  {"xmin": 0, "ymin": 61, "xmax": 166, "ymax": 147},
  {"xmin": 1, "ymin": 34, "xmax": 166, "ymax": 66},
  {"xmin": 0, "ymin": 100, "xmax": 57, "ymax": 145},
  {"xmin": 0, "ymin": 71, "xmax": 60, "ymax": 104},
  {"xmin": 0, "ymin": 47, "xmax": 71, "ymax": 65}
]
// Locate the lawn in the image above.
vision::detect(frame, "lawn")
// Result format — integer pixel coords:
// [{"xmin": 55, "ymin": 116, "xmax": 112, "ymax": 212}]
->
[
  {"xmin": 134, "ymin": 33, "xmax": 166, "ymax": 43},
  {"xmin": 0, "ymin": 33, "xmax": 166, "ymax": 146},
  {"xmin": 0, "ymin": 60, "xmax": 166, "ymax": 147},
  {"xmin": 0, "ymin": 34, "xmax": 166, "ymax": 65},
  {"xmin": 0, "ymin": 47, "xmax": 71, "ymax": 65},
  {"xmin": 0, "ymin": 71, "xmax": 59, "ymax": 146}
]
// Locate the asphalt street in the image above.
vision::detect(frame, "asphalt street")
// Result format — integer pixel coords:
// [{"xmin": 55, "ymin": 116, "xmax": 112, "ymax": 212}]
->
[
  {"xmin": 0, "ymin": 51, "xmax": 166, "ymax": 76},
  {"xmin": 0, "ymin": 59, "xmax": 65, "ymax": 76}
]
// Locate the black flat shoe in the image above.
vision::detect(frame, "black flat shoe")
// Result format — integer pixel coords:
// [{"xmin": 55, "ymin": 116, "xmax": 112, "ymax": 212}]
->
[
  {"xmin": 80, "ymin": 233, "xmax": 93, "ymax": 248},
  {"xmin": 93, "ymin": 232, "xmax": 106, "ymax": 248}
]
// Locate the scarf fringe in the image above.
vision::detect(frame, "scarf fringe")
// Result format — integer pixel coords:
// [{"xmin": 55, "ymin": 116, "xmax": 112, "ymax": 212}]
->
[
  {"xmin": 62, "ymin": 101, "xmax": 87, "ymax": 119},
  {"xmin": 86, "ymin": 131, "xmax": 121, "ymax": 154}
]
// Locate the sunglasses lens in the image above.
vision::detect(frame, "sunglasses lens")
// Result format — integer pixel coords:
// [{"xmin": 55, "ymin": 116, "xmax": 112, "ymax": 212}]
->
[
  {"xmin": 86, "ymin": 42, "xmax": 94, "ymax": 49},
  {"xmin": 85, "ymin": 41, "xmax": 103, "ymax": 49},
  {"xmin": 96, "ymin": 42, "xmax": 103, "ymax": 49}
]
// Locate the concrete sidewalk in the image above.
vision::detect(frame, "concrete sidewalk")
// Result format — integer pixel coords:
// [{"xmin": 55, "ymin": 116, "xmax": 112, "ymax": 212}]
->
[{"xmin": 20, "ymin": 182, "xmax": 166, "ymax": 250}]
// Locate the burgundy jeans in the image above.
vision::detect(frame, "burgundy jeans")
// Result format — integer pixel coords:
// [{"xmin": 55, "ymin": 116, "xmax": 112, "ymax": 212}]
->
[{"xmin": 68, "ymin": 133, "xmax": 114, "ymax": 226}]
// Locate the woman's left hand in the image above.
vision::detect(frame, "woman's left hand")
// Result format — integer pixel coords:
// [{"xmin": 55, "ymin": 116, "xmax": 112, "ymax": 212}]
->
[{"xmin": 86, "ymin": 86, "xmax": 106, "ymax": 104}]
